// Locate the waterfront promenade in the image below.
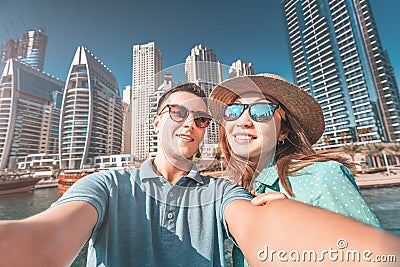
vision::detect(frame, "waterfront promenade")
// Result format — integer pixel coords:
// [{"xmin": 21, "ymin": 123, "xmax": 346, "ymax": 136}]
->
[{"xmin": 355, "ymin": 169, "xmax": 400, "ymax": 188}]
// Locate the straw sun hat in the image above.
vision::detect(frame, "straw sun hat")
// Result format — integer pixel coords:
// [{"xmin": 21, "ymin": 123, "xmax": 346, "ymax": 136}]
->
[{"xmin": 209, "ymin": 73, "xmax": 325, "ymax": 145}]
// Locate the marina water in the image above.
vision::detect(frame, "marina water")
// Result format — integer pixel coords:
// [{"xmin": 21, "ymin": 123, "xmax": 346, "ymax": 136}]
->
[{"xmin": 1, "ymin": 186, "xmax": 399, "ymax": 266}]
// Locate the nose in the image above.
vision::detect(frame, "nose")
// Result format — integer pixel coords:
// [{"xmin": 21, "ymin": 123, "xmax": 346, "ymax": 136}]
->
[
  {"xmin": 237, "ymin": 109, "xmax": 253, "ymax": 128},
  {"xmin": 182, "ymin": 112, "xmax": 196, "ymax": 129}
]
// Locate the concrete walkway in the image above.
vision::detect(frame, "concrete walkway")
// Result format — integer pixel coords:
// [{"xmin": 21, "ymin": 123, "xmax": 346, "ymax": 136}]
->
[{"xmin": 355, "ymin": 170, "xmax": 400, "ymax": 188}]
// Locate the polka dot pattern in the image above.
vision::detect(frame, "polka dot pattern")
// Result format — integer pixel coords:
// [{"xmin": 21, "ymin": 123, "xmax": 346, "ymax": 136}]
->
[{"xmin": 256, "ymin": 160, "xmax": 382, "ymax": 228}]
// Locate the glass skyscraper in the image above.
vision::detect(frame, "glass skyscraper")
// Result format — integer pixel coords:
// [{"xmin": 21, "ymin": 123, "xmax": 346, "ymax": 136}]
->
[
  {"xmin": 59, "ymin": 46, "xmax": 123, "ymax": 170},
  {"xmin": 0, "ymin": 28, "xmax": 48, "ymax": 73},
  {"xmin": 0, "ymin": 59, "xmax": 64, "ymax": 169},
  {"xmin": 282, "ymin": 0, "xmax": 400, "ymax": 148}
]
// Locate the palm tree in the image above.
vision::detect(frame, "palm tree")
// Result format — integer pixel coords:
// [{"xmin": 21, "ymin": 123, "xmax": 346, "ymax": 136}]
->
[
  {"xmin": 341, "ymin": 142, "xmax": 362, "ymax": 163},
  {"xmin": 340, "ymin": 132, "xmax": 349, "ymax": 144},
  {"xmin": 385, "ymin": 142, "xmax": 400, "ymax": 165},
  {"xmin": 365, "ymin": 143, "xmax": 385, "ymax": 168},
  {"xmin": 357, "ymin": 128, "xmax": 371, "ymax": 143},
  {"xmin": 324, "ymin": 137, "xmax": 331, "ymax": 147},
  {"xmin": 215, "ymin": 146, "xmax": 222, "ymax": 161}
]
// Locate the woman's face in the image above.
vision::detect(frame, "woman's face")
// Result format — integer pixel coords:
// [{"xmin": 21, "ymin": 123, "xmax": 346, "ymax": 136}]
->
[{"xmin": 223, "ymin": 92, "xmax": 285, "ymax": 161}]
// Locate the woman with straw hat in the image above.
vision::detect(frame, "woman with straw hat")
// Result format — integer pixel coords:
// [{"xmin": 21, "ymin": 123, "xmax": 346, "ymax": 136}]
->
[{"xmin": 209, "ymin": 73, "xmax": 381, "ymax": 266}]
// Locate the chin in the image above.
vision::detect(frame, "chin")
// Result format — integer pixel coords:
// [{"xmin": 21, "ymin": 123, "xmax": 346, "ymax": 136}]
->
[
  {"xmin": 233, "ymin": 152, "xmax": 251, "ymax": 161},
  {"xmin": 179, "ymin": 151, "xmax": 195, "ymax": 160}
]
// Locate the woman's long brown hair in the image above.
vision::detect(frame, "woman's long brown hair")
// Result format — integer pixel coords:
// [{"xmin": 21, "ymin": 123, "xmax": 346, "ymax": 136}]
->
[{"xmin": 219, "ymin": 103, "xmax": 353, "ymax": 197}]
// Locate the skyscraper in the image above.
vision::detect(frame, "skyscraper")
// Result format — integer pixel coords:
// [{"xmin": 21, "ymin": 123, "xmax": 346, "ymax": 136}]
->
[
  {"xmin": 185, "ymin": 44, "xmax": 224, "ymax": 144},
  {"xmin": 148, "ymin": 72, "xmax": 175, "ymax": 158},
  {"xmin": 59, "ymin": 46, "xmax": 123, "ymax": 170},
  {"xmin": 122, "ymin": 85, "xmax": 132, "ymax": 155},
  {"xmin": 185, "ymin": 44, "xmax": 224, "ymax": 95},
  {"xmin": 283, "ymin": 0, "xmax": 400, "ymax": 148},
  {"xmin": 228, "ymin": 60, "xmax": 255, "ymax": 78},
  {"xmin": 0, "ymin": 59, "xmax": 64, "ymax": 169},
  {"xmin": 131, "ymin": 42, "xmax": 162, "ymax": 161},
  {"xmin": 0, "ymin": 28, "xmax": 48, "ymax": 73},
  {"xmin": 1, "ymin": 39, "xmax": 19, "ymax": 71},
  {"xmin": 17, "ymin": 29, "xmax": 48, "ymax": 71}
]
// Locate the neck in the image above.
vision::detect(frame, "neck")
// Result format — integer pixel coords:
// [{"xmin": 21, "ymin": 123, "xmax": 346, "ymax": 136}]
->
[
  {"xmin": 153, "ymin": 155, "xmax": 193, "ymax": 184},
  {"xmin": 251, "ymin": 151, "xmax": 275, "ymax": 174}
]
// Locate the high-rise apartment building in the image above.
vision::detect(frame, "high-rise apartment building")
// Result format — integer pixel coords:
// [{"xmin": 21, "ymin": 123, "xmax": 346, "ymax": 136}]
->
[
  {"xmin": 1, "ymin": 39, "xmax": 19, "ymax": 69},
  {"xmin": 0, "ymin": 59, "xmax": 64, "ymax": 168},
  {"xmin": 185, "ymin": 44, "xmax": 224, "ymax": 95},
  {"xmin": 0, "ymin": 28, "xmax": 48, "ymax": 73},
  {"xmin": 131, "ymin": 42, "xmax": 162, "ymax": 161},
  {"xmin": 148, "ymin": 72, "xmax": 175, "ymax": 158},
  {"xmin": 185, "ymin": 44, "xmax": 224, "ymax": 144},
  {"xmin": 229, "ymin": 60, "xmax": 255, "ymax": 78},
  {"xmin": 59, "ymin": 46, "xmax": 123, "ymax": 170},
  {"xmin": 17, "ymin": 29, "xmax": 48, "ymax": 71},
  {"xmin": 283, "ymin": 0, "xmax": 400, "ymax": 148},
  {"xmin": 122, "ymin": 85, "xmax": 132, "ymax": 155}
]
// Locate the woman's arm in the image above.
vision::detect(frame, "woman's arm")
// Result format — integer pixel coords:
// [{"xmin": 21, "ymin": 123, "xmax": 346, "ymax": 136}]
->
[
  {"xmin": 225, "ymin": 199, "xmax": 400, "ymax": 266},
  {"xmin": 0, "ymin": 201, "xmax": 97, "ymax": 267}
]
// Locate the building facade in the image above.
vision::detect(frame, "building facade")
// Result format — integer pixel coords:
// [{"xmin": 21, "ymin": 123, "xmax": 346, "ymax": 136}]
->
[
  {"xmin": 228, "ymin": 60, "xmax": 255, "ymax": 78},
  {"xmin": 59, "ymin": 46, "xmax": 123, "ymax": 170},
  {"xmin": 122, "ymin": 85, "xmax": 132, "ymax": 155},
  {"xmin": 185, "ymin": 44, "xmax": 224, "ymax": 144},
  {"xmin": 148, "ymin": 72, "xmax": 175, "ymax": 158},
  {"xmin": 283, "ymin": 0, "xmax": 400, "ymax": 149},
  {"xmin": 131, "ymin": 42, "xmax": 162, "ymax": 161},
  {"xmin": 0, "ymin": 28, "xmax": 48, "ymax": 74},
  {"xmin": 0, "ymin": 59, "xmax": 64, "ymax": 169}
]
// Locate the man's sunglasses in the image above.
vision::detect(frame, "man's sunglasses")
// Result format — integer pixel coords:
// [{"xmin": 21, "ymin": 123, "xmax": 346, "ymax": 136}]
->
[
  {"xmin": 223, "ymin": 103, "xmax": 280, "ymax": 122},
  {"xmin": 159, "ymin": 104, "xmax": 212, "ymax": 128}
]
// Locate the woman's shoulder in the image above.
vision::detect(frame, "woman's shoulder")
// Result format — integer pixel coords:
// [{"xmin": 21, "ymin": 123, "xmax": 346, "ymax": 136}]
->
[
  {"xmin": 302, "ymin": 160, "xmax": 348, "ymax": 171},
  {"xmin": 298, "ymin": 160, "xmax": 354, "ymax": 181},
  {"xmin": 301, "ymin": 160, "xmax": 357, "ymax": 187}
]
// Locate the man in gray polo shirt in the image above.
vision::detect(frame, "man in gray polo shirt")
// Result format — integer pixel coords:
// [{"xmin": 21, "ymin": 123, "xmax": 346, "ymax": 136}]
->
[{"xmin": 3, "ymin": 83, "xmax": 251, "ymax": 266}]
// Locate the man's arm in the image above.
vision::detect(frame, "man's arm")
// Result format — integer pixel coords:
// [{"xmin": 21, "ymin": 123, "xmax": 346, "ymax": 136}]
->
[
  {"xmin": 0, "ymin": 201, "xmax": 97, "ymax": 267},
  {"xmin": 225, "ymin": 199, "xmax": 400, "ymax": 266}
]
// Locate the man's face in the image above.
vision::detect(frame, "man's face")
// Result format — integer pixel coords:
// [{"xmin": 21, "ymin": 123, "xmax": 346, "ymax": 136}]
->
[{"xmin": 153, "ymin": 91, "xmax": 208, "ymax": 162}]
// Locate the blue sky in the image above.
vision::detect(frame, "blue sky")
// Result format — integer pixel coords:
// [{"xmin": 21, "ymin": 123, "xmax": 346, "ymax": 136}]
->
[{"xmin": 0, "ymin": 0, "xmax": 399, "ymax": 91}]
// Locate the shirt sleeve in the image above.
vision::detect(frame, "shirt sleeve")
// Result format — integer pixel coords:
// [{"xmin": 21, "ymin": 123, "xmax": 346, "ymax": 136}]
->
[
  {"xmin": 311, "ymin": 161, "xmax": 381, "ymax": 228},
  {"xmin": 51, "ymin": 170, "xmax": 112, "ymax": 236},
  {"xmin": 219, "ymin": 179, "xmax": 253, "ymax": 244}
]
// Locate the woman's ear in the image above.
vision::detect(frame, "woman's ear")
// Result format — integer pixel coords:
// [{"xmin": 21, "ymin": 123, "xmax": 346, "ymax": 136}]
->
[
  {"xmin": 278, "ymin": 134, "xmax": 288, "ymax": 142},
  {"xmin": 278, "ymin": 126, "xmax": 289, "ymax": 142}
]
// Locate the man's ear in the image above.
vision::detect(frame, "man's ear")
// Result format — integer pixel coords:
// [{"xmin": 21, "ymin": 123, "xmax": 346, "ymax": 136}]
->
[{"xmin": 153, "ymin": 115, "xmax": 160, "ymax": 134}]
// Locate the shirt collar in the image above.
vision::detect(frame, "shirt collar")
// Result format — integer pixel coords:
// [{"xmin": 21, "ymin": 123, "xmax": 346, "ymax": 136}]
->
[
  {"xmin": 254, "ymin": 163, "xmax": 279, "ymax": 186},
  {"xmin": 140, "ymin": 158, "xmax": 204, "ymax": 184}
]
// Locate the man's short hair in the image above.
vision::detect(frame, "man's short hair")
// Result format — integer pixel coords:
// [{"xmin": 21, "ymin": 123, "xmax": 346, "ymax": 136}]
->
[{"xmin": 157, "ymin": 83, "xmax": 207, "ymax": 113}]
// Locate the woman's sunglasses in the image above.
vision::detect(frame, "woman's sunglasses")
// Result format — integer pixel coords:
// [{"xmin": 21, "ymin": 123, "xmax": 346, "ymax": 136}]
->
[
  {"xmin": 159, "ymin": 104, "xmax": 212, "ymax": 128},
  {"xmin": 223, "ymin": 103, "xmax": 280, "ymax": 122}
]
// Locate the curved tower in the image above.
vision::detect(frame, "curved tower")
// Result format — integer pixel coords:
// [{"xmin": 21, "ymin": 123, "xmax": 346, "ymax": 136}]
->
[{"xmin": 59, "ymin": 47, "xmax": 123, "ymax": 170}]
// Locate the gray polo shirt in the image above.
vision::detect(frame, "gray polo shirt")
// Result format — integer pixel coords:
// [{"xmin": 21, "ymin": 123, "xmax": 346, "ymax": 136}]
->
[{"xmin": 52, "ymin": 159, "xmax": 252, "ymax": 266}]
